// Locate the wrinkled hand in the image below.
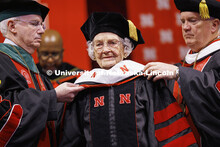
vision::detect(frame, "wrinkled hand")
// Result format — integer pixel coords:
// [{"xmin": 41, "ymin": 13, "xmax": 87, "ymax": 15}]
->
[
  {"xmin": 143, "ymin": 62, "xmax": 178, "ymax": 82},
  {"xmin": 55, "ymin": 82, "xmax": 85, "ymax": 102}
]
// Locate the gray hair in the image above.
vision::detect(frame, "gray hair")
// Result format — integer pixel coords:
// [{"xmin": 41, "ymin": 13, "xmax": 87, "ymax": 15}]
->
[
  {"xmin": 0, "ymin": 17, "xmax": 18, "ymax": 37},
  {"xmin": 87, "ymin": 37, "xmax": 134, "ymax": 61}
]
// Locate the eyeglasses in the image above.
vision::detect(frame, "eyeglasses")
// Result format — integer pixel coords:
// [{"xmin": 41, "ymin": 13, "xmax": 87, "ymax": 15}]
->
[
  {"xmin": 14, "ymin": 19, "xmax": 46, "ymax": 30},
  {"xmin": 38, "ymin": 51, "xmax": 63, "ymax": 61},
  {"xmin": 92, "ymin": 39, "xmax": 121, "ymax": 51}
]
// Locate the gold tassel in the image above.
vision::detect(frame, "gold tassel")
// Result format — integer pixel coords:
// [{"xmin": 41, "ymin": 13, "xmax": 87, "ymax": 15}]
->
[
  {"xmin": 199, "ymin": 0, "xmax": 210, "ymax": 19},
  {"xmin": 128, "ymin": 20, "xmax": 138, "ymax": 42}
]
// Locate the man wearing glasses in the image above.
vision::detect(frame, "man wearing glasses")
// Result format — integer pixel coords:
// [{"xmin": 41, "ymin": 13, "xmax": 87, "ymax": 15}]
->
[
  {"xmin": 37, "ymin": 29, "xmax": 83, "ymax": 88},
  {"xmin": 0, "ymin": 1, "xmax": 84, "ymax": 146}
]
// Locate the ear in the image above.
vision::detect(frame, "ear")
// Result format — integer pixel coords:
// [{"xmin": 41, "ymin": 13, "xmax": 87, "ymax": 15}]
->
[
  {"xmin": 92, "ymin": 50, "xmax": 97, "ymax": 61},
  {"xmin": 123, "ymin": 53, "xmax": 128, "ymax": 59},
  {"xmin": 92, "ymin": 55, "xmax": 96, "ymax": 61},
  {"xmin": 211, "ymin": 19, "xmax": 220, "ymax": 34},
  {"xmin": 123, "ymin": 46, "xmax": 128, "ymax": 59},
  {"xmin": 60, "ymin": 48, "xmax": 64, "ymax": 58},
  {"xmin": 7, "ymin": 20, "xmax": 17, "ymax": 34}
]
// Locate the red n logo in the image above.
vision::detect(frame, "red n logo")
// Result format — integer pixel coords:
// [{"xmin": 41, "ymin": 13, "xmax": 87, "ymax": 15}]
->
[
  {"xmin": 94, "ymin": 96, "xmax": 105, "ymax": 107},
  {"xmin": 119, "ymin": 94, "xmax": 131, "ymax": 104},
  {"xmin": 91, "ymin": 72, "xmax": 97, "ymax": 78},
  {"xmin": 120, "ymin": 65, "xmax": 129, "ymax": 74}
]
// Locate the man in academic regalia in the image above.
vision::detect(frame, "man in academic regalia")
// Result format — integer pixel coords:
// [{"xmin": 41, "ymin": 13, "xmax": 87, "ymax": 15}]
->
[
  {"xmin": 36, "ymin": 29, "xmax": 83, "ymax": 143},
  {"xmin": 144, "ymin": 0, "xmax": 220, "ymax": 146},
  {"xmin": 0, "ymin": 0, "xmax": 84, "ymax": 146},
  {"xmin": 60, "ymin": 12, "xmax": 198, "ymax": 147},
  {"xmin": 36, "ymin": 29, "xmax": 83, "ymax": 88}
]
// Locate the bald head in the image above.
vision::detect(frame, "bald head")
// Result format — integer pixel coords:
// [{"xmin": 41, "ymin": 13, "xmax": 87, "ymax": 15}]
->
[
  {"xmin": 38, "ymin": 29, "xmax": 64, "ymax": 72},
  {"xmin": 40, "ymin": 29, "xmax": 63, "ymax": 50}
]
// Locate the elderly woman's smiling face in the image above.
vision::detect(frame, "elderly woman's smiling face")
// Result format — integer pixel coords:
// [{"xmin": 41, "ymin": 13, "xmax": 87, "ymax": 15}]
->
[{"xmin": 93, "ymin": 32, "xmax": 125, "ymax": 69}]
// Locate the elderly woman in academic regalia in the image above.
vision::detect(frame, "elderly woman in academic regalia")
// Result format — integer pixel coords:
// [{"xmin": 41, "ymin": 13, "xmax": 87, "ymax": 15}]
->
[{"xmin": 59, "ymin": 12, "xmax": 198, "ymax": 147}]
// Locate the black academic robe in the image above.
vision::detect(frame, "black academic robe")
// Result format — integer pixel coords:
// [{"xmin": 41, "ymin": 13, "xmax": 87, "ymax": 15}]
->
[
  {"xmin": 168, "ymin": 49, "xmax": 220, "ymax": 146},
  {"xmin": 60, "ymin": 60, "xmax": 197, "ymax": 147},
  {"xmin": 0, "ymin": 46, "xmax": 59, "ymax": 146}
]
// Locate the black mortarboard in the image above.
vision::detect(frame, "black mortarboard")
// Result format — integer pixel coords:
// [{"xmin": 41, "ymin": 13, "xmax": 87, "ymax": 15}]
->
[
  {"xmin": 0, "ymin": 0, "xmax": 49, "ymax": 22},
  {"xmin": 174, "ymin": 0, "xmax": 220, "ymax": 20},
  {"xmin": 81, "ymin": 12, "xmax": 145, "ymax": 49}
]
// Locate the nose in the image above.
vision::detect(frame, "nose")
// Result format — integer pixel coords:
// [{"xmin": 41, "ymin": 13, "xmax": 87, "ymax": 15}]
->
[
  {"xmin": 38, "ymin": 25, "xmax": 45, "ymax": 34},
  {"xmin": 102, "ymin": 43, "xmax": 111, "ymax": 53},
  {"xmin": 182, "ymin": 21, "xmax": 191, "ymax": 31},
  {"xmin": 47, "ymin": 56, "xmax": 54, "ymax": 63}
]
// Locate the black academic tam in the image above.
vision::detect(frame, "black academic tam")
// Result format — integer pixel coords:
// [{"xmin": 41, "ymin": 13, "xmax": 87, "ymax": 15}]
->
[
  {"xmin": 174, "ymin": 0, "xmax": 220, "ymax": 20},
  {"xmin": 0, "ymin": 0, "xmax": 49, "ymax": 21}
]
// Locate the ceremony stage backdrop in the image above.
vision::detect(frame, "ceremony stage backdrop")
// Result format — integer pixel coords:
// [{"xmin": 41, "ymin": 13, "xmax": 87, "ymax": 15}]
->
[{"xmin": 0, "ymin": 0, "xmax": 203, "ymax": 70}]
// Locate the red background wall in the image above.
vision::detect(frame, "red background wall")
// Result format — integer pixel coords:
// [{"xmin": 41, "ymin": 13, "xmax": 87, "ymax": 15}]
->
[{"xmin": 0, "ymin": 0, "xmax": 201, "ymax": 70}]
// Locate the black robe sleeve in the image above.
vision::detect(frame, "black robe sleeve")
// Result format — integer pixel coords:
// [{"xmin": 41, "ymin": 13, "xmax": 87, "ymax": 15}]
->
[
  {"xmin": 179, "ymin": 64, "xmax": 220, "ymax": 146},
  {"xmin": 59, "ymin": 91, "xmax": 87, "ymax": 147},
  {"xmin": 143, "ymin": 79, "xmax": 197, "ymax": 146},
  {"xmin": 178, "ymin": 50, "xmax": 220, "ymax": 146},
  {"xmin": 0, "ymin": 53, "xmax": 57, "ymax": 146}
]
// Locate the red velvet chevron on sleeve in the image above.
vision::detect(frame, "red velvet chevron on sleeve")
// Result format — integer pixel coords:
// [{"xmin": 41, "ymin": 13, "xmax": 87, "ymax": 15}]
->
[
  {"xmin": 154, "ymin": 101, "xmax": 197, "ymax": 146},
  {"xmin": 0, "ymin": 100, "xmax": 23, "ymax": 146}
]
